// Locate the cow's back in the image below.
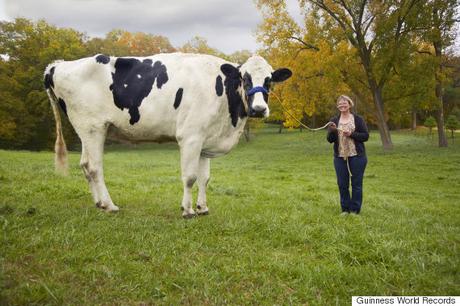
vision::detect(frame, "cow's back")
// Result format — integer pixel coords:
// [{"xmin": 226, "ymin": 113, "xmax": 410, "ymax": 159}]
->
[{"xmin": 49, "ymin": 53, "xmax": 235, "ymax": 144}]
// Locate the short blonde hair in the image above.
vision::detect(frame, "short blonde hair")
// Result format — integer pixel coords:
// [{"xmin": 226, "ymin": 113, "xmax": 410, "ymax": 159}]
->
[{"xmin": 337, "ymin": 95, "xmax": 354, "ymax": 107}]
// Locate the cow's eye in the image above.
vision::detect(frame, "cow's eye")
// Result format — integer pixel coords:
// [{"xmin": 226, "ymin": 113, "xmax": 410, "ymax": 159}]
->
[
  {"xmin": 243, "ymin": 73, "xmax": 253, "ymax": 91},
  {"xmin": 263, "ymin": 77, "xmax": 271, "ymax": 91}
]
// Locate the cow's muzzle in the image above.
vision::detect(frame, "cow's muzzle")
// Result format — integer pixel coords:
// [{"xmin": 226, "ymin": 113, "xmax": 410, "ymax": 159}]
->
[
  {"xmin": 249, "ymin": 105, "xmax": 267, "ymax": 118},
  {"xmin": 247, "ymin": 87, "xmax": 269, "ymax": 118}
]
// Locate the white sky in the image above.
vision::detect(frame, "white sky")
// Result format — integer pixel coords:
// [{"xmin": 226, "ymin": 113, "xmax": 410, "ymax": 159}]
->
[
  {"xmin": 1, "ymin": 0, "xmax": 457, "ymax": 55},
  {"xmin": 0, "ymin": 0, "xmax": 303, "ymax": 54}
]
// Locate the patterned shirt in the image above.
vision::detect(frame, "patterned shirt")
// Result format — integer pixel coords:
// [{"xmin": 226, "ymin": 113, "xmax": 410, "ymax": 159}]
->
[{"xmin": 338, "ymin": 115, "xmax": 357, "ymax": 158}]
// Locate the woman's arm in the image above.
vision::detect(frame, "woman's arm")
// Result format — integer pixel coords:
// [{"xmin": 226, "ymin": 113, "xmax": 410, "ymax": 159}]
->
[
  {"xmin": 351, "ymin": 116, "xmax": 369, "ymax": 142},
  {"xmin": 327, "ymin": 119, "xmax": 338, "ymax": 143}
]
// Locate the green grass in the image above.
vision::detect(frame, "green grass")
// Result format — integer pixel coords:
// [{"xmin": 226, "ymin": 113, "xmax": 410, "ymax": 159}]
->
[{"xmin": 1, "ymin": 126, "xmax": 459, "ymax": 305}]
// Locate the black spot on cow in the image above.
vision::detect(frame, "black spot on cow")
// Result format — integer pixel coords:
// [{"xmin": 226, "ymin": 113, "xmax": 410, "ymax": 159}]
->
[
  {"xmin": 220, "ymin": 64, "xmax": 247, "ymax": 127},
  {"xmin": 215, "ymin": 75, "xmax": 223, "ymax": 96},
  {"xmin": 153, "ymin": 61, "xmax": 169, "ymax": 88},
  {"xmin": 57, "ymin": 98, "xmax": 68, "ymax": 116},
  {"xmin": 110, "ymin": 58, "xmax": 169, "ymax": 125},
  {"xmin": 262, "ymin": 76, "xmax": 271, "ymax": 102},
  {"xmin": 95, "ymin": 54, "xmax": 110, "ymax": 64},
  {"xmin": 174, "ymin": 88, "xmax": 183, "ymax": 109},
  {"xmin": 44, "ymin": 66, "xmax": 55, "ymax": 89},
  {"xmin": 243, "ymin": 72, "xmax": 254, "ymax": 106}
]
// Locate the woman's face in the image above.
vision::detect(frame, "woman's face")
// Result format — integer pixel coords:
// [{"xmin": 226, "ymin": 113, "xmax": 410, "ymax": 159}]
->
[{"xmin": 337, "ymin": 98, "xmax": 351, "ymax": 113}]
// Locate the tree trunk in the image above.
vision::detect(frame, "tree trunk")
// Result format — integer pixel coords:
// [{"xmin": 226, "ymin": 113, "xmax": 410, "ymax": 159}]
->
[
  {"xmin": 278, "ymin": 122, "xmax": 283, "ymax": 133},
  {"xmin": 412, "ymin": 109, "xmax": 417, "ymax": 130},
  {"xmin": 371, "ymin": 84, "xmax": 393, "ymax": 150},
  {"xmin": 435, "ymin": 104, "xmax": 448, "ymax": 147},
  {"xmin": 434, "ymin": 42, "xmax": 448, "ymax": 147},
  {"xmin": 360, "ymin": 47, "xmax": 393, "ymax": 150},
  {"xmin": 434, "ymin": 70, "xmax": 448, "ymax": 147},
  {"xmin": 244, "ymin": 122, "xmax": 250, "ymax": 141}
]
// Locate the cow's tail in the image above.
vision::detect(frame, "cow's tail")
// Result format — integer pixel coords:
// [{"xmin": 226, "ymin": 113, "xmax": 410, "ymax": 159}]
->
[{"xmin": 45, "ymin": 64, "xmax": 68, "ymax": 175}]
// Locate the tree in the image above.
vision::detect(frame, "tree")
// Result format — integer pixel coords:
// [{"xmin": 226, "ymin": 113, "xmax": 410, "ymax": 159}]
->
[
  {"xmin": 299, "ymin": 0, "xmax": 430, "ymax": 150},
  {"xmin": 383, "ymin": 41, "xmax": 437, "ymax": 130},
  {"xmin": 0, "ymin": 18, "xmax": 87, "ymax": 150},
  {"xmin": 417, "ymin": 0, "xmax": 459, "ymax": 147},
  {"xmin": 445, "ymin": 115, "xmax": 458, "ymax": 141},
  {"xmin": 443, "ymin": 56, "xmax": 460, "ymax": 117},
  {"xmin": 256, "ymin": 2, "xmax": 349, "ymax": 130},
  {"xmin": 424, "ymin": 116, "xmax": 436, "ymax": 136},
  {"xmin": 179, "ymin": 36, "xmax": 227, "ymax": 59},
  {"xmin": 227, "ymin": 50, "xmax": 252, "ymax": 64},
  {"xmin": 256, "ymin": 0, "xmax": 442, "ymax": 149},
  {"xmin": 86, "ymin": 29, "xmax": 176, "ymax": 57}
]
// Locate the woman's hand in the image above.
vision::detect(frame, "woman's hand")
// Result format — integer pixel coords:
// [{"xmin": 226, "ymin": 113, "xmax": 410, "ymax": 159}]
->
[
  {"xmin": 343, "ymin": 130, "xmax": 352, "ymax": 137},
  {"xmin": 328, "ymin": 122, "xmax": 337, "ymax": 132}
]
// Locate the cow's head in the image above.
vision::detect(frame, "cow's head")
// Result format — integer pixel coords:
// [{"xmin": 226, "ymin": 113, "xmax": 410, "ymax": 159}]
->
[{"xmin": 239, "ymin": 55, "xmax": 292, "ymax": 118}]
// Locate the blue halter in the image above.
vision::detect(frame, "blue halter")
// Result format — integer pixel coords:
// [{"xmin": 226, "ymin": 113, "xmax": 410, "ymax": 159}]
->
[{"xmin": 247, "ymin": 86, "xmax": 268, "ymax": 96}]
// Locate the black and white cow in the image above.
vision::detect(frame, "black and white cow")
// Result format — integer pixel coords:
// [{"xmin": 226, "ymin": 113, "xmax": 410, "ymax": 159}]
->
[{"xmin": 45, "ymin": 53, "xmax": 291, "ymax": 217}]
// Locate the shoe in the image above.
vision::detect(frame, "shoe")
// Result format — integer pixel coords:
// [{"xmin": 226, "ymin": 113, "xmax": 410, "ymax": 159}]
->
[
  {"xmin": 340, "ymin": 212, "xmax": 349, "ymax": 216},
  {"xmin": 350, "ymin": 212, "xmax": 360, "ymax": 217}
]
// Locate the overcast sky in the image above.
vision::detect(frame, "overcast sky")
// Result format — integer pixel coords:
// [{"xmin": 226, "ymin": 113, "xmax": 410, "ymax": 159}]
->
[{"xmin": 0, "ymin": 0, "xmax": 303, "ymax": 54}]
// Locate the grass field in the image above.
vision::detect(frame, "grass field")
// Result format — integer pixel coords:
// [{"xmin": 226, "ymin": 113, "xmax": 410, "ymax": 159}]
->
[{"xmin": 1, "ymin": 126, "xmax": 459, "ymax": 305}]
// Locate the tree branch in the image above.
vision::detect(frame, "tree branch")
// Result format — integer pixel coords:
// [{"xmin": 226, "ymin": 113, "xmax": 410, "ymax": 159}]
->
[
  {"xmin": 310, "ymin": 0, "xmax": 357, "ymax": 45},
  {"xmin": 340, "ymin": 69, "xmax": 371, "ymax": 90},
  {"xmin": 363, "ymin": 15, "xmax": 375, "ymax": 37},
  {"xmin": 289, "ymin": 36, "xmax": 320, "ymax": 51},
  {"xmin": 301, "ymin": 72, "xmax": 324, "ymax": 80},
  {"xmin": 385, "ymin": 91, "xmax": 424, "ymax": 102},
  {"xmin": 358, "ymin": 0, "xmax": 367, "ymax": 26},
  {"xmin": 416, "ymin": 50, "xmax": 433, "ymax": 55}
]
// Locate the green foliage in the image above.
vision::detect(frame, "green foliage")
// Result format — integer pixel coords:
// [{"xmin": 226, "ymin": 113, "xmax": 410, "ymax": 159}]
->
[
  {"xmin": 424, "ymin": 116, "xmax": 437, "ymax": 136},
  {"xmin": 0, "ymin": 18, "xmax": 87, "ymax": 150},
  {"xmin": 445, "ymin": 115, "xmax": 459, "ymax": 139},
  {"xmin": 179, "ymin": 36, "xmax": 227, "ymax": 59},
  {"xmin": 1, "ymin": 128, "xmax": 459, "ymax": 304},
  {"xmin": 446, "ymin": 115, "xmax": 459, "ymax": 130},
  {"xmin": 86, "ymin": 29, "xmax": 176, "ymax": 57},
  {"xmin": 227, "ymin": 50, "xmax": 252, "ymax": 64},
  {"xmin": 424, "ymin": 116, "xmax": 437, "ymax": 128}
]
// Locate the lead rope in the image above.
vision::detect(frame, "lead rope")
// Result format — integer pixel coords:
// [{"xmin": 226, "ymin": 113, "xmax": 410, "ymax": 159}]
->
[
  {"xmin": 269, "ymin": 91, "xmax": 352, "ymax": 176},
  {"xmin": 269, "ymin": 91, "xmax": 334, "ymax": 131}
]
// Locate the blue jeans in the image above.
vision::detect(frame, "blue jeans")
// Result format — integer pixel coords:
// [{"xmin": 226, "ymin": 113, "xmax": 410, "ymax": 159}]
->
[{"xmin": 333, "ymin": 155, "xmax": 367, "ymax": 213}]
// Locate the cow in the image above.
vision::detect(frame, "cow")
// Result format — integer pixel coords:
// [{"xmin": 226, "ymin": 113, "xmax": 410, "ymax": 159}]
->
[{"xmin": 44, "ymin": 53, "xmax": 292, "ymax": 218}]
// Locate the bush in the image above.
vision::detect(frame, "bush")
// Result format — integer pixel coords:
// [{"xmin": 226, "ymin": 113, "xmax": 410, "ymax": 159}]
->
[
  {"xmin": 445, "ymin": 115, "xmax": 459, "ymax": 140},
  {"xmin": 424, "ymin": 116, "xmax": 436, "ymax": 136}
]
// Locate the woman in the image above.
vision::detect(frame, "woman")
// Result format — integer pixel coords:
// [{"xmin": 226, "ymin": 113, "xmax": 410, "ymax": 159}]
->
[{"xmin": 327, "ymin": 95, "xmax": 369, "ymax": 215}]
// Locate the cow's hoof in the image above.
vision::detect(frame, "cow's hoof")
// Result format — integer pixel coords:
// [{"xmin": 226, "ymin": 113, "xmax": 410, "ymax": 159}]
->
[
  {"xmin": 182, "ymin": 212, "xmax": 196, "ymax": 219},
  {"xmin": 197, "ymin": 210, "xmax": 209, "ymax": 216},
  {"xmin": 104, "ymin": 204, "xmax": 120, "ymax": 213},
  {"xmin": 95, "ymin": 201, "xmax": 102, "ymax": 208},
  {"xmin": 196, "ymin": 204, "xmax": 208, "ymax": 216}
]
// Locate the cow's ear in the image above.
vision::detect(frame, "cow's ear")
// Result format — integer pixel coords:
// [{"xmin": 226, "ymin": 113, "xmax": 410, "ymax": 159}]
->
[
  {"xmin": 272, "ymin": 68, "xmax": 292, "ymax": 82},
  {"xmin": 221, "ymin": 64, "xmax": 240, "ymax": 78}
]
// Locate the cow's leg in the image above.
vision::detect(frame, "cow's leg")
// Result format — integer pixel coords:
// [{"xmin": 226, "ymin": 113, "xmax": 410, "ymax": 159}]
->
[
  {"xmin": 179, "ymin": 140, "xmax": 202, "ymax": 218},
  {"xmin": 79, "ymin": 128, "xmax": 119, "ymax": 212},
  {"xmin": 196, "ymin": 156, "xmax": 210, "ymax": 216},
  {"xmin": 80, "ymin": 144, "xmax": 100, "ymax": 205}
]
